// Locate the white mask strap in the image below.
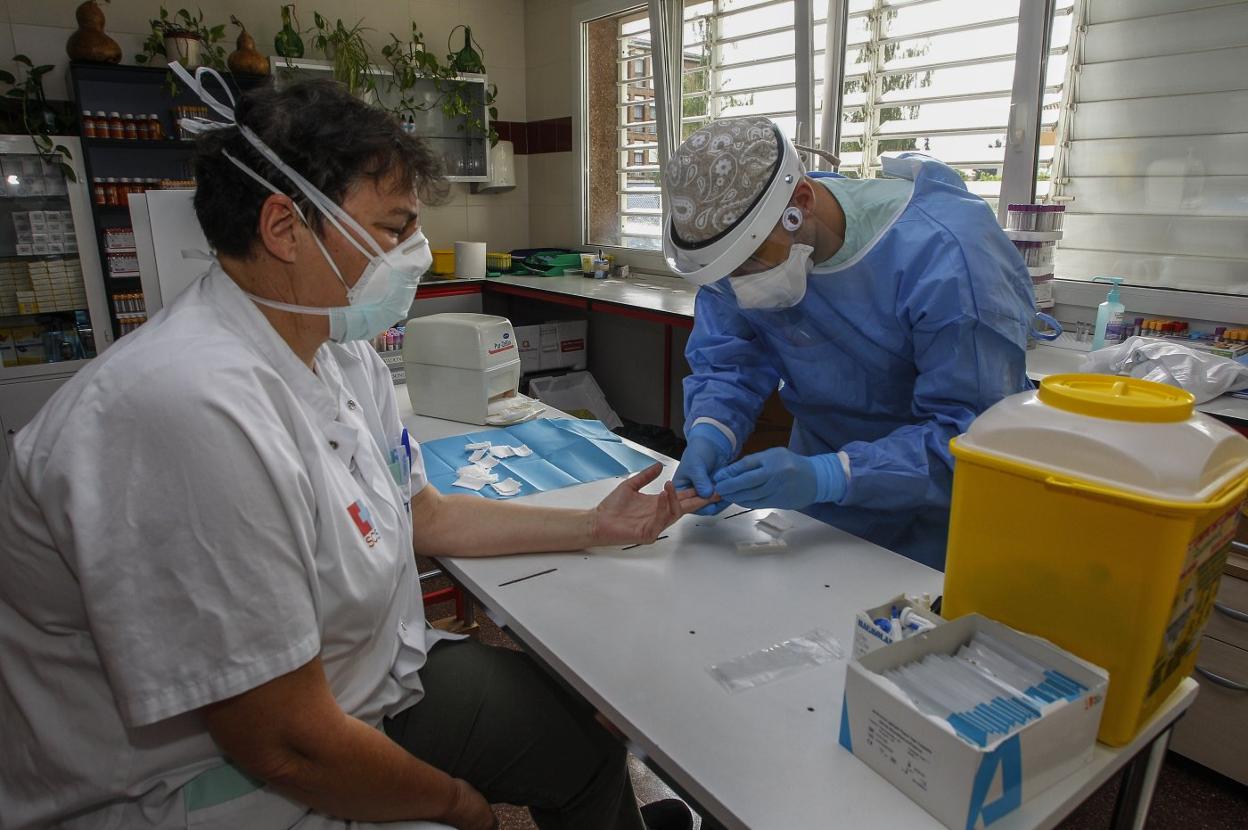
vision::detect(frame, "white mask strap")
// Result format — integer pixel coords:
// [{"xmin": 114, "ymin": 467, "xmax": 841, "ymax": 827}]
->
[
  {"xmin": 168, "ymin": 60, "xmax": 384, "ymax": 261},
  {"xmin": 167, "ymin": 63, "xmax": 237, "ymax": 132},
  {"xmin": 221, "ymin": 149, "xmax": 349, "ymax": 287}
]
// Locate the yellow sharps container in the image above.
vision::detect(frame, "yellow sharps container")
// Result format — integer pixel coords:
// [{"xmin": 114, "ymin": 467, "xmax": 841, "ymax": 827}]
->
[{"xmin": 944, "ymin": 374, "xmax": 1248, "ymax": 746}]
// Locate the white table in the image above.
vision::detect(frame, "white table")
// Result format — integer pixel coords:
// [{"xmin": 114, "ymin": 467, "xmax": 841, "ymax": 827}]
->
[{"xmin": 398, "ymin": 393, "xmax": 1198, "ymax": 830}]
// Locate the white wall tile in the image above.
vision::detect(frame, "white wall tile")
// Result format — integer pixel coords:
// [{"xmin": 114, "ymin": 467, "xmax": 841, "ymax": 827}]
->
[
  {"xmin": 467, "ymin": 204, "xmax": 529, "ymax": 252},
  {"xmin": 528, "ymin": 151, "xmax": 577, "ymax": 207},
  {"xmin": 419, "ymin": 203, "xmax": 469, "ymax": 250},
  {"xmin": 490, "ymin": 64, "xmax": 527, "ymax": 122},
  {"xmin": 528, "ymin": 201, "xmax": 577, "ymax": 248}
]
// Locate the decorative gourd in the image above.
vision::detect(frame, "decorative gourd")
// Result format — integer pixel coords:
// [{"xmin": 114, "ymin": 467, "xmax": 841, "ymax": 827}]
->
[
  {"xmin": 65, "ymin": 0, "xmax": 123, "ymax": 64},
  {"xmin": 274, "ymin": 4, "xmax": 305, "ymax": 59},
  {"xmin": 228, "ymin": 16, "xmax": 270, "ymax": 76}
]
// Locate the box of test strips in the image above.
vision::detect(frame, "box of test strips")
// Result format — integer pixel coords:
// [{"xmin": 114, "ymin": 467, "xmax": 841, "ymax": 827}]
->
[
  {"xmin": 840, "ymin": 614, "xmax": 1108, "ymax": 830},
  {"xmin": 852, "ymin": 594, "xmax": 945, "ymax": 658}
]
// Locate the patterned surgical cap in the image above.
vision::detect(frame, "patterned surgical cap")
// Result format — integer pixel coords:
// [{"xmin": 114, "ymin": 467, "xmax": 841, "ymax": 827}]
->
[{"xmin": 665, "ymin": 116, "xmax": 781, "ymax": 246}]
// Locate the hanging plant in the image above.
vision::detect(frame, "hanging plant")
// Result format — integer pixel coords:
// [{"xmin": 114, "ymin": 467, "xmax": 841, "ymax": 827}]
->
[
  {"xmin": 438, "ymin": 25, "xmax": 498, "ymax": 146},
  {"xmin": 0, "ymin": 55, "xmax": 77, "ymax": 181}
]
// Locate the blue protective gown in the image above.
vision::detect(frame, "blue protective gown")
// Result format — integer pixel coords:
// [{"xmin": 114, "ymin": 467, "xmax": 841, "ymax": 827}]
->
[{"xmin": 683, "ymin": 155, "xmax": 1035, "ymax": 569}]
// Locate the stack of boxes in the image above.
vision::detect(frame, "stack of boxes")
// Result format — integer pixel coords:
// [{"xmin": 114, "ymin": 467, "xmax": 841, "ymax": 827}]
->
[
  {"xmin": 26, "ymin": 259, "xmax": 88, "ymax": 313},
  {"xmin": 0, "ymin": 259, "xmax": 87, "ymax": 314},
  {"xmin": 514, "ymin": 320, "xmax": 589, "ymax": 375},
  {"xmin": 0, "ymin": 260, "xmax": 25, "ymax": 316},
  {"xmin": 1004, "ymin": 204, "xmax": 1065, "ymax": 346},
  {"xmin": 12, "ymin": 210, "xmax": 79, "ymax": 256}
]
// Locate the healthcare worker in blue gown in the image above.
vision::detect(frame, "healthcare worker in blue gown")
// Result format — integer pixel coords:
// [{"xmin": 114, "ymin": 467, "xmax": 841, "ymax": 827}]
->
[{"xmin": 663, "ymin": 116, "xmax": 1038, "ymax": 569}]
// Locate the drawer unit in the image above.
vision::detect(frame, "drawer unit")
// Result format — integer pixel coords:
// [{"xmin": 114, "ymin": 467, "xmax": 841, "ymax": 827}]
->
[
  {"xmin": 1171, "ymin": 634, "xmax": 1248, "ymax": 784},
  {"xmin": 1204, "ymin": 572, "xmax": 1248, "ymax": 653}
]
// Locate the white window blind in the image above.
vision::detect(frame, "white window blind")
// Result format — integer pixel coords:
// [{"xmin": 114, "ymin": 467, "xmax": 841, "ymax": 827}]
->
[
  {"xmin": 603, "ymin": 1, "xmax": 802, "ymax": 250},
  {"xmin": 830, "ymin": 0, "xmax": 1072, "ymax": 215},
  {"xmin": 1050, "ymin": 0, "xmax": 1248, "ymax": 296},
  {"xmin": 616, "ymin": 8, "xmax": 663, "ymax": 249},
  {"xmin": 681, "ymin": 1, "xmax": 800, "ymax": 139}
]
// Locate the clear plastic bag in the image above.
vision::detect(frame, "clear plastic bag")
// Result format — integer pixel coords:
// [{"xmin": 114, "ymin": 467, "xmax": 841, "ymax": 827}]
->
[
  {"xmin": 1081, "ymin": 337, "xmax": 1248, "ymax": 403},
  {"xmin": 707, "ymin": 627, "xmax": 843, "ymax": 693}
]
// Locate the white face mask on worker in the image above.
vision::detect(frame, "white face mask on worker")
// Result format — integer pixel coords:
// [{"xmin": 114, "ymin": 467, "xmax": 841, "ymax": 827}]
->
[{"xmin": 729, "ymin": 243, "xmax": 814, "ymax": 310}]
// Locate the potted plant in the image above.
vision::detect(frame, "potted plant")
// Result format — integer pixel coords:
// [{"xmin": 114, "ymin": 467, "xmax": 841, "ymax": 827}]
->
[
  {"xmin": 309, "ymin": 13, "xmax": 376, "ymax": 101},
  {"xmin": 0, "ymin": 56, "xmax": 77, "ymax": 181},
  {"xmin": 136, "ymin": 6, "xmax": 227, "ymax": 71}
]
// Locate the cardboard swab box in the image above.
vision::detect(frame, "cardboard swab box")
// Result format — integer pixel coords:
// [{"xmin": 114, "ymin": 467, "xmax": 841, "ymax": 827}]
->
[{"xmin": 840, "ymin": 614, "xmax": 1107, "ymax": 830}]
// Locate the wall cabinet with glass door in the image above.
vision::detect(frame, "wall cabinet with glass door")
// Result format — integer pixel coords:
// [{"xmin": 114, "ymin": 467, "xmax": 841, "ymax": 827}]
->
[
  {"xmin": 272, "ymin": 58, "xmax": 491, "ymax": 182},
  {"xmin": 0, "ymin": 136, "xmax": 110, "ymax": 379}
]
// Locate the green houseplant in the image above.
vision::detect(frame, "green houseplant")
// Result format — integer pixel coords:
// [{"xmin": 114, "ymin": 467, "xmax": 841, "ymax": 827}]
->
[
  {"xmin": 378, "ymin": 23, "xmax": 498, "ymax": 147},
  {"xmin": 380, "ymin": 23, "xmax": 450, "ymax": 123},
  {"xmin": 0, "ymin": 55, "xmax": 77, "ymax": 181},
  {"xmin": 309, "ymin": 13, "xmax": 377, "ymax": 100},
  {"xmin": 135, "ymin": 6, "xmax": 227, "ymax": 71}
]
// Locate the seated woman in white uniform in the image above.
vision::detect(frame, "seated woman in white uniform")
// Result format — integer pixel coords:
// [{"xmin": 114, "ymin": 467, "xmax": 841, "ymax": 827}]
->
[{"xmin": 0, "ymin": 75, "xmax": 706, "ymax": 830}]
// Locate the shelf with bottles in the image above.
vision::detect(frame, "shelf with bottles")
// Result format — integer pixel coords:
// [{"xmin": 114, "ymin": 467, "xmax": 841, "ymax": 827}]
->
[
  {"xmin": 84, "ymin": 138, "xmax": 196, "ymax": 150},
  {"xmin": 68, "ymin": 62, "xmax": 268, "ymax": 342}
]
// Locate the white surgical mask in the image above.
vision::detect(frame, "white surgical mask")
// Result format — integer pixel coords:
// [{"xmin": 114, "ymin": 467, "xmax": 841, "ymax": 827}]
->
[
  {"xmin": 729, "ymin": 242, "xmax": 814, "ymax": 310},
  {"xmin": 169, "ymin": 62, "xmax": 431, "ymax": 343}
]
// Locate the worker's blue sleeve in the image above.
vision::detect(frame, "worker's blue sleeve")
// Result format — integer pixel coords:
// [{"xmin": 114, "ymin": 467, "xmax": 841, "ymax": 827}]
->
[
  {"xmin": 683, "ymin": 288, "xmax": 782, "ymax": 448},
  {"xmin": 837, "ymin": 234, "xmax": 1030, "ymax": 513}
]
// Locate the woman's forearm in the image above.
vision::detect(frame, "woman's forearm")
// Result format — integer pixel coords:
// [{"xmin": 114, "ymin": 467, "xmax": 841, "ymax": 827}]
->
[{"xmin": 411, "ymin": 487, "xmax": 595, "ymax": 557}]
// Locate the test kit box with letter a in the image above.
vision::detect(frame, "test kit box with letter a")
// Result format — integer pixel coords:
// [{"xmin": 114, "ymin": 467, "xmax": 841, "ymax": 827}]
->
[{"xmin": 839, "ymin": 614, "xmax": 1107, "ymax": 830}]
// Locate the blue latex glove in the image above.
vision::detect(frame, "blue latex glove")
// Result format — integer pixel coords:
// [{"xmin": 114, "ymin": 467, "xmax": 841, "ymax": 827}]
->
[
  {"xmin": 712, "ymin": 447, "xmax": 847, "ymax": 510},
  {"xmin": 673, "ymin": 423, "xmax": 735, "ymax": 516}
]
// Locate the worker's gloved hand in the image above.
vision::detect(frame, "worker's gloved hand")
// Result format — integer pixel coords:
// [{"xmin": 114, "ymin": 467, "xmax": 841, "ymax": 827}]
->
[
  {"xmin": 712, "ymin": 448, "xmax": 847, "ymax": 511},
  {"xmin": 673, "ymin": 423, "xmax": 734, "ymax": 516}
]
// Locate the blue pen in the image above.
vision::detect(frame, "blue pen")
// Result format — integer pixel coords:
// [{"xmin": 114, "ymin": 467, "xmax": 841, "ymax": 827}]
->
[{"xmin": 401, "ymin": 428, "xmax": 412, "ymax": 465}]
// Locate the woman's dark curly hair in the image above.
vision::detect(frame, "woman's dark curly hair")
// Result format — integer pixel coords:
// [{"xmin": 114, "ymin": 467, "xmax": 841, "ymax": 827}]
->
[{"xmin": 191, "ymin": 77, "xmax": 448, "ymax": 258}]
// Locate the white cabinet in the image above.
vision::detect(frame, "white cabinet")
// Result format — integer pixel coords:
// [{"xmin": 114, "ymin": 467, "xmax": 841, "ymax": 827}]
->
[{"xmin": 0, "ymin": 374, "xmax": 71, "ymax": 469}]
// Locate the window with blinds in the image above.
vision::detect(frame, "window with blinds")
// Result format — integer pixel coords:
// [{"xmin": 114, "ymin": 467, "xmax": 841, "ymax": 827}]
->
[
  {"xmin": 585, "ymin": 1, "xmax": 803, "ymax": 252},
  {"xmin": 1050, "ymin": 0, "xmax": 1248, "ymax": 297},
  {"xmin": 586, "ymin": 6, "xmax": 662, "ymax": 250},
  {"xmin": 832, "ymin": 0, "xmax": 1072, "ymax": 216},
  {"xmin": 681, "ymin": 0, "xmax": 799, "ymax": 139}
]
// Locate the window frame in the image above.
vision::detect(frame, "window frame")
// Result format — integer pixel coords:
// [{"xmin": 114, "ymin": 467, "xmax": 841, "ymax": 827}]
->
[
  {"xmin": 574, "ymin": 0, "xmax": 1248, "ymax": 313},
  {"xmin": 576, "ymin": 0, "xmax": 671, "ymax": 272}
]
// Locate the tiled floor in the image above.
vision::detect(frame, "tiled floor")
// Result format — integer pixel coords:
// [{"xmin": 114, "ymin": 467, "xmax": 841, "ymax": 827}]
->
[{"xmin": 423, "ymin": 577, "xmax": 1247, "ymax": 830}]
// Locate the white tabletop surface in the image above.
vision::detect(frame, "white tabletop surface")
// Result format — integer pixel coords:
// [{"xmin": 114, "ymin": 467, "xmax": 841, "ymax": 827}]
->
[
  {"xmin": 1026, "ymin": 344, "xmax": 1248, "ymax": 424},
  {"xmin": 489, "ymin": 273, "xmax": 697, "ymax": 318},
  {"xmin": 396, "ymin": 390, "xmax": 1198, "ymax": 830}
]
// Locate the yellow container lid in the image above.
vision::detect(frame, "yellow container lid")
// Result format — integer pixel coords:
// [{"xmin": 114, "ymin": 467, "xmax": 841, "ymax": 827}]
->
[
  {"xmin": 955, "ymin": 375, "xmax": 1248, "ymax": 502},
  {"xmin": 1038, "ymin": 374, "xmax": 1195, "ymax": 423}
]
